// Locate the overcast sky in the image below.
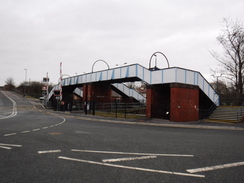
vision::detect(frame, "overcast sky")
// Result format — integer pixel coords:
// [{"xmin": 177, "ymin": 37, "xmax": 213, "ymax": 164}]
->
[{"xmin": 1, "ymin": 0, "xmax": 244, "ymax": 86}]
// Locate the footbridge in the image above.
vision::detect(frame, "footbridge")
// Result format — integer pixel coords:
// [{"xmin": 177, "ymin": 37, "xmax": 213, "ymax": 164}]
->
[{"xmin": 48, "ymin": 63, "xmax": 219, "ymax": 121}]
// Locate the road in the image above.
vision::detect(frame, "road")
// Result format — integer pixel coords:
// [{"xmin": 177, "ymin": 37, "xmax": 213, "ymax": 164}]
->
[{"xmin": 0, "ymin": 91, "xmax": 244, "ymax": 183}]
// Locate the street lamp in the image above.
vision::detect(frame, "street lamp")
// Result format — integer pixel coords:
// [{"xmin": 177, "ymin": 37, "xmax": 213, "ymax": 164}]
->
[
  {"xmin": 153, "ymin": 54, "xmax": 157, "ymax": 69},
  {"xmin": 149, "ymin": 51, "xmax": 170, "ymax": 70},
  {"xmin": 24, "ymin": 69, "xmax": 27, "ymax": 97},
  {"xmin": 115, "ymin": 62, "xmax": 127, "ymax": 67},
  {"xmin": 92, "ymin": 59, "xmax": 110, "ymax": 72},
  {"xmin": 212, "ymin": 74, "xmax": 222, "ymax": 94}
]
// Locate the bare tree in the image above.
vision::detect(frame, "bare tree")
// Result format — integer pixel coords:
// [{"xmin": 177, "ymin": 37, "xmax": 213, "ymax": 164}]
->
[
  {"xmin": 5, "ymin": 77, "xmax": 15, "ymax": 91},
  {"xmin": 211, "ymin": 18, "xmax": 244, "ymax": 105}
]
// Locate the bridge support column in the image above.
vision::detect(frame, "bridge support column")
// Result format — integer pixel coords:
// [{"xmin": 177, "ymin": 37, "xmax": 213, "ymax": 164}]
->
[
  {"xmin": 146, "ymin": 84, "xmax": 170, "ymax": 119},
  {"xmin": 83, "ymin": 82, "xmax": 112, "ymax": 103},
  {"xmin": 61, "ymin": 86, "xmax": 76, "ymax": 111},
  {"xmin": 146, "ymin": 83, "xmax": 199, "ymax": 122},
  {"xmin": 170, "ymin": 83, "xmax": 199, "ymax": 122}
]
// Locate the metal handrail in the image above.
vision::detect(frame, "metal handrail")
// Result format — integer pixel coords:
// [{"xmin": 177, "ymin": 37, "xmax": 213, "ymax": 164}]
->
[
  {"xmin": 237, "ymin": 103, "xmax": 244, "ymax": 121},
  {"xmin": 208, "ymin": 99, "xmax": 219, "ymax": 117}
]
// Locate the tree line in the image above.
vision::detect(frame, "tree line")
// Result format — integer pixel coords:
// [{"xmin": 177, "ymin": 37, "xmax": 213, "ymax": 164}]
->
[
  {"xmin": 211, "ymin": 18, "xmax": 244, "ymax": 105},
  {"xmin": 4, "ymin": 77, "xmax": 53, "ymax": 99}
]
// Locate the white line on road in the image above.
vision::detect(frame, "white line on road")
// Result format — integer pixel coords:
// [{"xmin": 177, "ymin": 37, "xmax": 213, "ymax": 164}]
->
[
  {"xmin": 187, "ymin": 161, "xmax": 244, "ymax": 173},
  {"xmin": 0, "ymin": 143, "xmax": 22, "ymax": 150},
  {"xmin": 58, "ymin": 156, "xmax": 205, "ymax": 178},
  {"xmin": 4, "ymin": 133, "xmax": 17, "ymax": 137},
  {"xmin": 0, "ymin": 91, "xmax": 17, "ymax": 119},
  {"xmin": 33, "ymin": 128, "xmax": 40, "ymax": 131},
  {"xmin": 0, "ymin": 145, "xmax": 12, "ymax": 149},
  {"xmin": 71, "ymin": 149, "xmax": 194, "ymax": 157},
  {"xmin": 74, "ymin": 131, "xmax": 91, "ymax": 134},
  {"xmin": 1, "ymin": 100, "xmax": 66, "ymax": 137},
  {"xmin": 21, "ymin": 130, "xmax": 30, "ymax": 133},
  {"xmin": 38, "ymin": 150, "xmax": 62, "ymax": 154},
  {"xmin": 0, "ymin": 143, "xmax": 22, "ymax": 147},
  {"xmin": 102, "ymin": 155, "xmax": 157, "ymax": 163}
]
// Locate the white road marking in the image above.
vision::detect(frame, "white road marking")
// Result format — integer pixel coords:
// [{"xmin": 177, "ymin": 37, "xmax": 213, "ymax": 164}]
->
[
  {"xmin": 0, "ymin": 143, "xmax": 22, "ymax": 147},
  {"xmin": 58, "ymin": 156, "xmax": 205, "ymax": 178},
  {"xmin": 0, "ymin": 91, "xmax": 17, "ymax": 119},
  {"xmin": 4, "ymin": 133, "xmax": 17, "ymax": 137},
  {"xmin": 74, "ymin": 131, "xmax": 90, "ymax": 134},
  {"xmin": 33, "ymin": 128, "xmax": 40, "ymax": 131},
  {"xmin": 71, "ymin": 149, "xmax": 194, "ymax": 157},
  {"xmin": 102, "ymin": 155, "xmax": 157, "ymax": 163},
  {"xmin": 0, "ymin": 143, "xmax": 22, "ymax": 150},
  {"xmin": 0, "ymin": 145, "xmax": 12, "ymax": 149},
  {"xmin": 21, "ymin": 130, "xmax": 30, "ymax": 133},
  {"xmin": 1, "ymin": 100, "xmax": 66, "ymax": 137},
  {"xmin": 38, "ymin": 150, "xmax": 62, "ymax": 154},
  {"xmin": 60, "ymin": 116, "xmax": 66, "ymax": 124},
  {"xmin": 187, "ymin": 161, "xmax": 244, "ymax": 173}
]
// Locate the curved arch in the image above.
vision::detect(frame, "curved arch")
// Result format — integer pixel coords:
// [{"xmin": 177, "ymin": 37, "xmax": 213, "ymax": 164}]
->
[
  {"xmin": 92, "ymin": 59, "xmax": 110, "ymax": 73},
  {"xmin": 149, "ymin": 51, "xmax": 170, "ymax": 69}
]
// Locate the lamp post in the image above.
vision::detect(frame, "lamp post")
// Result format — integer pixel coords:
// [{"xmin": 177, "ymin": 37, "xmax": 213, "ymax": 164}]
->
[
  {"xmin": 212, "ymin": 74, "xmax": 222, "ymax": 94},
  {"xmin": 91, "ymin": 59, "xmax": 110, "ymax": 72},
  {"xmin": 153, "ymin": 54, "xmax": 157, "ymax": 70},
  {"xmin": 24, "ymin": 69, "xmax": 27, "ymax": 97},
  {"xmin": 149, "ymin": 51, "xmax": 170, "ymax": 70},
  {"xmin": 115, "ymin": 62, "xmax": 127, "ymax": 67}
]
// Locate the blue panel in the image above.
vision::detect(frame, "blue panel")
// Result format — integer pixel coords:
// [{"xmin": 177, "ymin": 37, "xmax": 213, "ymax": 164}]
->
[
  {"xmin": 194, "ymin": 72, "xmax": 198, "ymax": 85},
  {"xmin": 126, "ymin": 66, "xmax": 129, "ymax": 77},
  {"xmin": 111, "ymin": 70, "xmax": 114, "ymax": 79},
  {"xmin": 99, "ymin": 72, "xmax": 102, "ymax": 81},
  {"xmin": 136, "ymin": 64, "xmax": 138, "ymax": 77}
]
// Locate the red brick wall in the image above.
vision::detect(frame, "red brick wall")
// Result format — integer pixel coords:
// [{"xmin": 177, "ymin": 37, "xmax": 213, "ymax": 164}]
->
[
  {"xmin": 170, "ymin": 86, "xmax": 199, "ymax": 122},
  {"xmin": 83, "ymin": 83, "xmax": 111, "ymax": 103},
  {"xmin": 146, "ymin": 87, "xmax": 153, "ymax": 118}
]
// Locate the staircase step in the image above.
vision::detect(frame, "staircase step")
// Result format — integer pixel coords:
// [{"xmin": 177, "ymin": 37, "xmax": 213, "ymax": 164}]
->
[
  {"xmin": 205, "ymin": 119, "xmax": 239, "ymax": 123},
  {"xmin": 208, "ymin": 106, "xmax": 241, "ymax": 123}
]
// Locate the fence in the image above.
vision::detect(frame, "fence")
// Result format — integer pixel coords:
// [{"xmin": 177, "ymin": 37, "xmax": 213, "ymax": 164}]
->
[{"xmin": 73, "ymin": 101, "xmax": 146, "ymax": 118}]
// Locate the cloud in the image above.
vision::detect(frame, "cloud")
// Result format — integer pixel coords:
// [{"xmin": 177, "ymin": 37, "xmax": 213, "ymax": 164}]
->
[{"xmin": 0, "ymin": 0, "xmax": 244, "ymax": 86}]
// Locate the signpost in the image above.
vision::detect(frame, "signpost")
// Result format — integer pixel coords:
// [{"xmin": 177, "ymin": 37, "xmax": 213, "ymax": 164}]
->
[{"xmin": 42, "ymin": 73, "xmax": 49, "ymax": 107}]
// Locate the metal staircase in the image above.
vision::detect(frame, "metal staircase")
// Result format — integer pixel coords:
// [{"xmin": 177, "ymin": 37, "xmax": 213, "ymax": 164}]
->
[
  {"xmin": 48, "ymin": 84, "xmax": 144, "ymax": 103},
  {"xmin": 111, "ymin": 83, "xmax": 145, "ymax": 102},
  {"xmin": 61, "ymin": 64, "xmax": 219, "ymax": 105},
  {"xmin": 47, "ymin": 64, "xmax": 219, "ymax": 109}
]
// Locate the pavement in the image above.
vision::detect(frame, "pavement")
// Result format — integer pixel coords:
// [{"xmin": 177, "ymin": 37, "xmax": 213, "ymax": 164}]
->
[
  {"xmin": 39, "ymin": 106, "xmax": 244, "ymax": 131},
  {"xmin": 13, "ymin": 95, "xmax": 242, "ymax": 131},
  {"xmin": 3, "ymin": 91, "xmax": 244, "ymax": 131}
]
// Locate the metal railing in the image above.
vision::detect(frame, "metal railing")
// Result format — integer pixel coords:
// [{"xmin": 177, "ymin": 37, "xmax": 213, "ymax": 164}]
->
[
  {"xmin": 95, "ymin": 102, "xmax": 146, "ymax": 112},
  {"xmin": 237, "ymin": 103, "xmax": 244, "ymax": 122},
  {"xmin": 207, "ymin": 99, "xmax": 219, "ymax": 117}
]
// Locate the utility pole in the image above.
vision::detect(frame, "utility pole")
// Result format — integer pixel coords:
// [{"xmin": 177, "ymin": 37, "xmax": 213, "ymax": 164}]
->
[{"xmin": 24, "ymin": 68, "xmax": 27, "ymax": 97}]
